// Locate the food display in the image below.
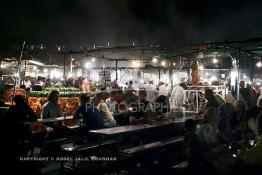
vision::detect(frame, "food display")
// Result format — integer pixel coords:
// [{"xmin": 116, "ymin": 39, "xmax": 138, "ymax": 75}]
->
[
  {"xmin": 28, "ymin": 87, "xmax": 82, "ymax": 117},
  {"xmin": 28, "ymin": 97, "xmax": 80, "ymax": 117},
  {"xmin": 4, "ymin": 88, "xmax": 26, "ymax": 105}
]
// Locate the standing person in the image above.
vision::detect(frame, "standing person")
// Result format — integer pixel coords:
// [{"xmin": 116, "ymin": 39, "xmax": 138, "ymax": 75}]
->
[
  {"xmin": 240, "ymin": 81, "xmax": 251, "ymax": 108},
  {"xmin": 21, "ymin": 77, "xmax": 32, "ymax": 89},
  {"xmin": 169, "ymin": 81, "xmax": 188, "ymax": 118},
  {"xmin": 257, "ymin": 89, "xmax": 262, "ymax": 107},
  {"xmin": 146, "ymin": 81, "xmax": 157, "ymax": 103},
  {"xmin": 158, "ymin": 82, "xmax": 170, "ymax": 97},
  {"xmin": 127, "ymin": 80, "xmax": 134, "ymax": 91},
  {"xmin": 225, "ymin": 90, "xmax": 236, "ymax": 105},
  {"xmin": 218, "ymin": 103, "xmax": 235, "ymax": 144}
]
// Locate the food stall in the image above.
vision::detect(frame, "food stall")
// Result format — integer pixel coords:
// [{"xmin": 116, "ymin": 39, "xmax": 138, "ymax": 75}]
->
[{"xmin": 28, "ymin": 87, "xmax": 82, "ymax": 117}]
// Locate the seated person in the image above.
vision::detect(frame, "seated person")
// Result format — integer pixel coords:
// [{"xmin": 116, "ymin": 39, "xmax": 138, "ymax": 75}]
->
[
  {"xmin": 41, "ymin": 90, "xmax": 71, "ymax": 139},
  {"xmin": 95, "ymin": 92, "xmax": 117, "ymax": 127},
  {"xmin": 197, "ymin": 107, "xmax": 219, "ymax": 148},
  {"xmin": 231, "ymin": 100, "xmax": 254, "ymax": 144},
  {"xmin": 155, "ymin": 95, "xmax": 169, "ymax": 114},
  {"xmin": 198, "ymin": 89, "xmax": 219, "ymax": 115},
  {"xmin": 106, "ymin": 91, "xmax": 117, "ymax": 113},
  {"xmin": 129, "ymin": 90, "xmax": 152, "ymax": 124},
  {"xmin": 242, "ymin": 114, "xmax": 262, "ymax": 169},
  {"xmin": 218, "ymin": 103, "xmax": 235, "ymax": 144},
  {"xmin": 2, "ymin": 95, "xmax": 37, "ymax": 159},
  {"xmin": 184, "ymin": 119, "xmax": 208, "ymax": 172},
  {"xmin": 74, "ymin": 94, "xmax": 104, "ymax": 130}
]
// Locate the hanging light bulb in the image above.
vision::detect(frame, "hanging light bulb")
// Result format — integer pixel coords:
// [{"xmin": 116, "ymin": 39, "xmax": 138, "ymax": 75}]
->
[
  {"xmin": 161, "ymin": 61, "xmax": 166, "ymax": 66},
  {"xmin": 199, "ymin": 65, "xmax": 204, "ymax": 70},
  {"xmin": 212, "ymin": 57, "xmax": 218, "ymax": 64},
  {"xmin": 256, "ymin": 61, "xmax": 262, "ymax": 68},
  {"xmin": 152, "ymin": 57, "xmax": 158, "ymax": 63}
]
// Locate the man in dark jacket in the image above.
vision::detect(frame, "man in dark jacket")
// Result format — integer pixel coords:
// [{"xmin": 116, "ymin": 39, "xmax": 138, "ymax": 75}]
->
[{"xmin": 74, "ymin": 94, "xmax": 104, "ymax": 130}]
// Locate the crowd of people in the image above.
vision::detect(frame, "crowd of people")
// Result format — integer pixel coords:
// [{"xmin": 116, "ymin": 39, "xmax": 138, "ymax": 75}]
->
[
  {"xmin": 183, "ymin": 89, "xmax": 262, "ymax": 174},
  {"xmin": 1, "ymin": 77, "xmax": 262, "ymax": 174}
]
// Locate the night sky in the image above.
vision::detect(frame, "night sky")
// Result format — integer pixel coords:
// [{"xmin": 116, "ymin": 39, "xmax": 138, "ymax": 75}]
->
[{"xmin": 1, "ymin": 0, "xmax": 262, "ymax": 53}]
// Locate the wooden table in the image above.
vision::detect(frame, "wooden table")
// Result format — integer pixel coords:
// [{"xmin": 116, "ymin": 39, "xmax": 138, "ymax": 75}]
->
[
  {"xmin": 89, "ymin": 115, "xmax": 198, "ymax": 137},
  {"xmin": 26, "ymin": 116, "xmax": 82, "ymax": 133}
]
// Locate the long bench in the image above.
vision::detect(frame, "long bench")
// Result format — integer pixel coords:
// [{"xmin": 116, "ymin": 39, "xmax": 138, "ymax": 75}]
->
[
  {"xmin": 60, "ymin": 139, "xmax": 118, "ymax": 172},
  {"xmin": 121, "ymin": 136, "xmax": 184, "ymax": 157}
]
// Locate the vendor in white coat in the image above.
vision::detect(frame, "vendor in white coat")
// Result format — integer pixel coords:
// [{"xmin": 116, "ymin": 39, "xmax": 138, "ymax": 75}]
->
[
  {"xmin": 169, "ymin": 81, "xmax": 188, "ymax": 117},
  {"xmin": 146, "ymin": 81, "xmax": 158, "ymax": 103}
]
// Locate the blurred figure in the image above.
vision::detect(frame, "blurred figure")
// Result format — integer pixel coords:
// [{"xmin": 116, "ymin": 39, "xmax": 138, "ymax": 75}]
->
[
  {"xmin": 106, "ymin": 91, "xmax": 117, "ymax": 113},
  {"xmin": 41, "ymin": 90, "xmax": 62, "ymax": 139},
  {"xmin": 231, "ymin": 99, "xmax": 254, "ymax": 143},
  {"xmin": 41, "ymin": 90, "xmax": 62, "ymax": 119},
  {"xmin": 231, "ymin": 99, "xmax": 248, "ymax": 130},
  {"xmin": 129, "ymin": 90, "xmax": 151, "ymax": 124},
  {"xmin": 74, "ymin": 94, "xmax": 104, "ymax": 130},
  {"xmin": 257, "ymin": 89, "xmax": 262, "ymax": 107},
  {"xmin": 21, "ymin": 77, "xmax": 32, "ymax": 89},
  {"xmin": 240, "ymin": 81, "xmax": 251, "ymax": 108},
  {"xmin": 169, "ymin": 82, "xmax": 188, "ymax": 116},
  {"xmin": 95, "ymin": 92, "xmax": 117, "ymax": 127},
  {"xmin": 225, "ymin": 90, "xmax": 236, "ymax": 105},
  {"xmin": 197, "ymin": 107, "xmax": 219, "ymax": 148},
  {"xmin": 2, "ymin": 95, "xmax": 37, "ymax": 158},
  {"xmin": 218, "ymin": 103, "xmax": 235, "ymax": 143},
  {"xmin": 1, "ymin": 95, "xmax": 38, "ymax": 175},
  {"xmin": 246, "ymin": 106, "xmax": 261, "ymax": 134},
  {"xmin": 146, "ymin": 81, "xmax": 157, "ymax": 103},
  {"xmin": 204, "ymin": 89, "xmax": 219, "ymax": 110},
  {"xmin": 184, "ymin": 119, "xmax": 204, "ymax": 164},
  {"xmin": 243, "ymin": 114, "xmax": 262, "ymax": 169},
  {"xmin": 158, "ymin": 82, "xmax": 170, "ymax": 97},
  {"xmin": 184, "ymin": 119, "xmax": 212, "ymax": 174},
  {"xmin": 214, "ymin": 93, "xmax": 225, "ymax": 107}
]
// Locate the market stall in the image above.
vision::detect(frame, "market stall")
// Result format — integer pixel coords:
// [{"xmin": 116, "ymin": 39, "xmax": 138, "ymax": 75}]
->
[{"xmin": 28, "ymin": 87, "xmax": 82, "ymax": 117}]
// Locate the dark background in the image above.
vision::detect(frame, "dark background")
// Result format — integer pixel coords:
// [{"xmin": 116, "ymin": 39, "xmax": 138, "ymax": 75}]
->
[{"xmin": 1, "ymin": 0, "xmax": 262, "ymax": 54}]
